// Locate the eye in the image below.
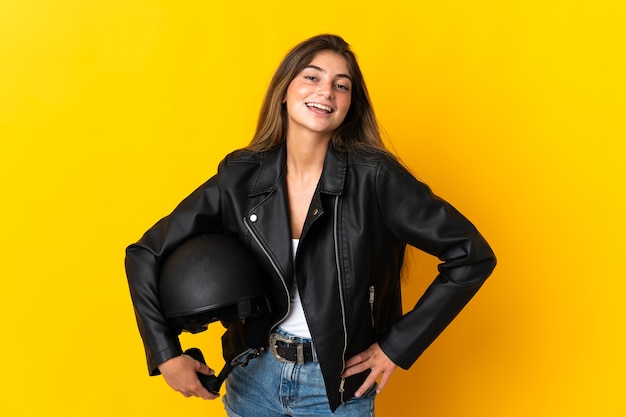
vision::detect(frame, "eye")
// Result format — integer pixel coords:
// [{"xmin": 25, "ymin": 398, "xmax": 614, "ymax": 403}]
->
[
  {"xmin": 304, "ymin": 75, "xmax": 318, "ymax": 82},
  {"xmin": 335, "ymin": 83, "xmax": 350, "ymax": 91}
]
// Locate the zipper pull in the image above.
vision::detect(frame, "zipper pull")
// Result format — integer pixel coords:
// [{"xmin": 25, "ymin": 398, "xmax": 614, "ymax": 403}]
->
[
  {"xmin": 369, "ymin": 286, "xmax": 375, "ymax": 327},
  {"xmin": 339, "ymin": 378, "xmax": 345, "ymax": 393}
]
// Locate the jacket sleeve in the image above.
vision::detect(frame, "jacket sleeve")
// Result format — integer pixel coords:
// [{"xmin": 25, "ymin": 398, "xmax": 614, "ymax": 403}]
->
[
  {"xmin": 375, "ymin": 160, "xmax": 497, "ymax": 370},
  {"xmin": 125, "ymin": 172, "xmax": 224, "ymax": 375}
]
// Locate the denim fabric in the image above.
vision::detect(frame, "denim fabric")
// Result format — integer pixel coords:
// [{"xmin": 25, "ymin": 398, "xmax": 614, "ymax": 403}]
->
[{"xmin": 223, "ymin": 329, "xmax": 375, "ymax": 417}]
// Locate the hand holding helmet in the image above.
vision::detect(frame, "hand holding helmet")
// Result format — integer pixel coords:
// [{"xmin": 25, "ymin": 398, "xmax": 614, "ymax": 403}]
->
[
  {"xmin": 157, "ymin": 234, "xmax": 272, "ymax": 398},
  {"xmin": 157, "ymin": 350, "xmax": 218, "ymax": 399}
]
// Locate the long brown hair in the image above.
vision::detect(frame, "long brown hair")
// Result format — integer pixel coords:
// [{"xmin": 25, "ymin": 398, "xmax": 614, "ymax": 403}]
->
[{"xmin": 248, "ymin": 34, "xmax": 393, "ymax": 157}]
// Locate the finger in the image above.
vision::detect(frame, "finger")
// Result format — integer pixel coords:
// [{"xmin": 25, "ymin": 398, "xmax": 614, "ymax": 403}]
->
[
  {"xmin": 341, "ymin": 359, "xmax": 370, "ymax": 378},
  {"xmin": 343, "ymin": 351, "xmax": 375, "ymax": 377},
  {"xmin": 376, "ymin": 367, "xmax": 394, "ymax": 393},
  {"xmin": 344, "ymin": 352, "xmax": 368, "ymax": 368},
  {"xmin": 376, "ymin": 361, "xmax": 397, "ymax": 394},
  {"xmin": 195, "ymin": 362, "xmax": 214, "ymax": 376},
  {"xmin": 182, "ymin": 380, "xmax": 217, "ymax": 400},
  {"xmin": 195, "ymin": 385, "xmax": 219, "ymax": 400},
  {"xmin": 354, "ymin": 373, "xmax": 379, "ymax": 398},
  {"xmin": 184, "ymin": 368, "xmax": 219, "ymax": 400}
]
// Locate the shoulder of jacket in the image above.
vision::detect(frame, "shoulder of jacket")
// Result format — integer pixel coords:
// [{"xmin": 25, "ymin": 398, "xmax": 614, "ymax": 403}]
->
[
  {"xmin": 345, "ymin": 148, "xmax": 406, "ymax": 174},
  {"xmin": 218, "ymin": 148, "xmax": 267, "ymax": 173},
  {"xmin": 223, "ymin": 148, "xmax": 263, "ymax": 163}
]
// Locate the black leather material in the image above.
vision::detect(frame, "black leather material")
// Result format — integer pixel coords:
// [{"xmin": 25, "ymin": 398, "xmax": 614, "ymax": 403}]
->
[{"xmin": 125, "ymin": 142, "xmax": 497, "ymax": 410}]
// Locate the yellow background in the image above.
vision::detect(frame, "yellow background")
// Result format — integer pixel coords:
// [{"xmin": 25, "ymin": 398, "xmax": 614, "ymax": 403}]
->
[{"xmin": 1, "ymin": 1, "xmax": 624, "ymax": 416}]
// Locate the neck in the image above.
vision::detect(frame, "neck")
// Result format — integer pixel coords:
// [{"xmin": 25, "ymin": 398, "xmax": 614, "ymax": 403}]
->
[{"xmin": 285, "ymin": 132, "xmax": 330, "ymax": 181}]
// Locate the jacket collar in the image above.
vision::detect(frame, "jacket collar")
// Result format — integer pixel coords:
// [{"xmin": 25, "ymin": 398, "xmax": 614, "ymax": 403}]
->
[{"xmin": 249, "ymin": 141, "xmax": 347, "ymax": 196}]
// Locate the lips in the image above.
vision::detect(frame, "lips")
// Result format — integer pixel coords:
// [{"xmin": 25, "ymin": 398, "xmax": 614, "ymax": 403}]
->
[{"xmin": 305, "ymin": 102, "xmax": 333, "ymax": 113}]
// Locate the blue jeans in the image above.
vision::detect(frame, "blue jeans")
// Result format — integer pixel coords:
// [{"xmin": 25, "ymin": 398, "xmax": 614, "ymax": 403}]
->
[{"xmin": 223, "ymin": 329, "xmax": 376, "ymax": 417}]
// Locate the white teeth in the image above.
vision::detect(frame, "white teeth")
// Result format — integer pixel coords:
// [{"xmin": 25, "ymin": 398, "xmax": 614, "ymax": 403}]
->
[{"xmin": 306, "ymin": 102, "xmax": 332, "ymax": 113}]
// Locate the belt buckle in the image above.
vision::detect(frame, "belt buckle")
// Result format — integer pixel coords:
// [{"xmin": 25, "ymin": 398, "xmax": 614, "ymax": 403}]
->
[{"xmin": 269, "ymin": 332, "xmax": 306, "ymax": 364}]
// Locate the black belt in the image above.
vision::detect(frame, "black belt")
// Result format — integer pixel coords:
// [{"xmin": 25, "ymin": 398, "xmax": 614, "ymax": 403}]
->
[{"xmin": 269, "ymin": 332, "xmax": 315, "ymax": 364}]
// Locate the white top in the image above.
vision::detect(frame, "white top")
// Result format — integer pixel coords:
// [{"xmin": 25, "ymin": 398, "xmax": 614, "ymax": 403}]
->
[{"xmin": 277, "ymin": 239, "xmax": 312, "ymax": 338}]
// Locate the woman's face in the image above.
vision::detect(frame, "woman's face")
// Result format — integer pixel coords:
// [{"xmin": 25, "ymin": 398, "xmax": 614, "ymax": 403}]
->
[{"xmin": 283, "ymin": 50, "xmax": 352, "ymax": 142}]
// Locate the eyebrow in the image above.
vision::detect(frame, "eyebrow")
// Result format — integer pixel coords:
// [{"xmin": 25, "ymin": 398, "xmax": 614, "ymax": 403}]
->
[{"xmin": 305, "ymin": 65, "xmax": 352, "ymax": 81}]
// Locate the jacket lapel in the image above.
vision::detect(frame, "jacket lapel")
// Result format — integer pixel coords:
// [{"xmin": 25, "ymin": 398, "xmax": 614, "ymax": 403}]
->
[
  {"xmin": 299, "ymin": 146, "xmax": 347, "ymax": 239},
  {"xmin": 244, "ymin": 143, "xmax": 347, "ymax": 286},
  {"xmin": 246, "ymin": 144, "xmax": 294, "ymax": 287}
]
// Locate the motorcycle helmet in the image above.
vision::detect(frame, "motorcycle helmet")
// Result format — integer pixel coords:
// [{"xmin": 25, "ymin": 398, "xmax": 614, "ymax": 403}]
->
[
  {"xmin": 159, "ymin": 234, "xmax": 272, "ymax": 334},
  {"xmin": 158, "ymin": 233, "xmax": 272, "ymax": 395}
]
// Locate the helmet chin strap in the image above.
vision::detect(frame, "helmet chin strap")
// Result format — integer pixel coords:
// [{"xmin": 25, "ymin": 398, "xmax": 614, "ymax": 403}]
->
[
  {"xmin": 185, "ymin": 347, "xmax": 262, "ymax": 395},
  {"xmin": 184, "ymin": 348, "xmax": 231, "ymax": 395}
]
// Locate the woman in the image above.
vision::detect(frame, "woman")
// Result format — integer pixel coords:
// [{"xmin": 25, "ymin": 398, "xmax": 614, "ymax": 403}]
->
[{"xmin": 125, "ymin": 34, "xmax": 496, "ymax": 416}]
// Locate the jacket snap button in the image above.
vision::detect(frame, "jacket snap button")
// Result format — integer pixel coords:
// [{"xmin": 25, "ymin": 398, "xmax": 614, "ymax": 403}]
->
[
  {"xmin": 250, "ymin": 214, "xmax": 258, "ymax": 222},
  {"xmin": 312, "ymin": 208, "xmax": 319, "ymax": 215}
]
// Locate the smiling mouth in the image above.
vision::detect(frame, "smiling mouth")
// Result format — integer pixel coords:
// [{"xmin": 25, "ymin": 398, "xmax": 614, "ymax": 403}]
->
[{"xmin": 306, "ymin": 102, "xmax": 333, "ymax": 113}]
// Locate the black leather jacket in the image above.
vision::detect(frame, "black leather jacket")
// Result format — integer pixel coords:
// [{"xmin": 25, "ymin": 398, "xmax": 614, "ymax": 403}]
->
[{"xmin": 125, "ymin": 142, "xmax": 496, "ymax": 411}]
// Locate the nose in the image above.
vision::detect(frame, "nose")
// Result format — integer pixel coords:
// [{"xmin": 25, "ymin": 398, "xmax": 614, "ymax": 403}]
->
[{"xmin": 317, "ymin": 80, "xmax": 334, "ymax": 98}]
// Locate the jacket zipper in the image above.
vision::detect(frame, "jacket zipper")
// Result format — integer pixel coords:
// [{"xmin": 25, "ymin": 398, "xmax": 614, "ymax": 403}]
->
[
  {"xmin": 369, "ymin": 285, "xmax": 375, "ymax": 328},
  {"xmin": 244, "ymin": 216, "xmax": 291, "ymax": 329},
  {"xmin": 333, "ymin": 195, "xmax": 348, "ymax": 405},
  {"xmin": 245, "ymin": 198, "xmax": 347, "ymax": 405}
]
